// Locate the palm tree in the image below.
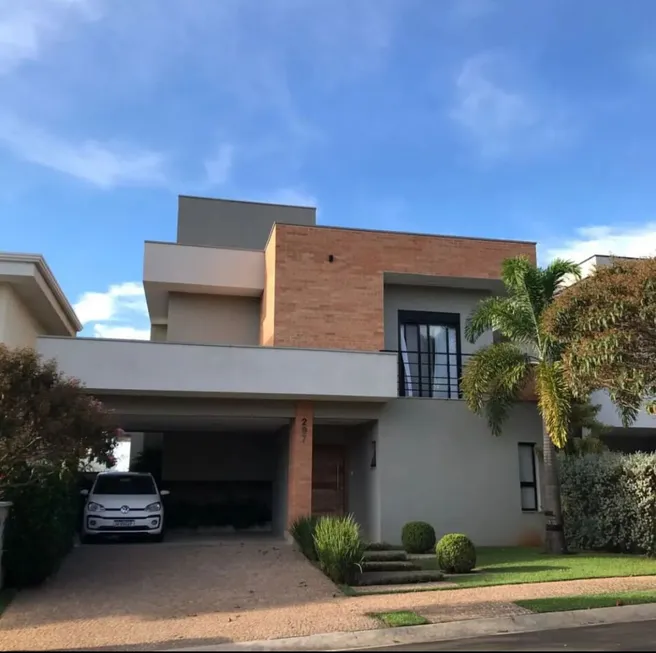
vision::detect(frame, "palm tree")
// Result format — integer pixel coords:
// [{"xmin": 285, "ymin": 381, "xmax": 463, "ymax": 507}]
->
[{"xmin": 461, "ymin": 255, "xmax": 581, "ymax": 554}]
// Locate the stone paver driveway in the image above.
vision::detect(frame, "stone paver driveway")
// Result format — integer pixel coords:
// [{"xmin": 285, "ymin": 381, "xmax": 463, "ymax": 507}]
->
[{"xmin": 0, "ymin": 536, "xmax": 372, "ymax": 651}]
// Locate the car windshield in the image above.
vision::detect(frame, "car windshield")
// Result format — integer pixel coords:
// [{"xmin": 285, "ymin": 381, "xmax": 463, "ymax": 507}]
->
[{"xmin": 93, "ymin": 475, "xmax": 156, "ymax": 495}]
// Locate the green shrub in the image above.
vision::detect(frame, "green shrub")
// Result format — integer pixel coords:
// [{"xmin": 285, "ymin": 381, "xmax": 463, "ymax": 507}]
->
[
  {"xmin": 313, "ymin": 514, "xmax": 365, "ymax": 584},
  {"xmin": 289, "ymin": 515, "xmax": 319, "ymax": 560},
  {"xmin": 401, "ymin": 521, "xmax": 436, "ymax": 554},
  {"xmin": 559, "ymin": 452, "xmax": 656, "ymax": 555},
  {"xmin": 436, "ymin": 533, "xmax": 476, "ymax": 573},
  {"xmin": 3, "ymin": 468, "xmax": 79, "ymax": 588}
]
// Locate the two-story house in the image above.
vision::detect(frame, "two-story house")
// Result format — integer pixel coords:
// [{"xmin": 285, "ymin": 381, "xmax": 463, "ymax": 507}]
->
[{"xmin": 10, "ymin": 196, "xmax": 546, "ymax": 546}]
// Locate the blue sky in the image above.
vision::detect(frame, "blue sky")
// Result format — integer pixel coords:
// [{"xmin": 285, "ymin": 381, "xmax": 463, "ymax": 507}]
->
[{"xmin": 2, "ymin": 0, "xmax": 656, "ymax": 340}]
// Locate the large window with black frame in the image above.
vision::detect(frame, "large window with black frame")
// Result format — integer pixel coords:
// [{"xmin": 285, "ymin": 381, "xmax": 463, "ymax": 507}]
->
[{"xmin": 398, "ymin": 310, "xmax": 461, "ymax": 398}]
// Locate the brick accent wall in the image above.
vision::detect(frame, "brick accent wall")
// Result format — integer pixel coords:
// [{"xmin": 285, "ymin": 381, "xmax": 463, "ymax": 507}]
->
[
  {"xmin": 266, "ymin": 224, "xmax": 536, "ymax": 351},
  {"xmin": 286, "ymin": 401, "xmax": 313, "ymax": 528}
]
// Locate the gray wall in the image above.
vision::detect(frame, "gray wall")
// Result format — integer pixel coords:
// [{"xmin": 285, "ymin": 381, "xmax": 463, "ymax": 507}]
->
[
  {"xmin": 176, "ymin": 196, "xmax": 317, "ymax": 250},
  {"xmin": 150, "ymin": 325, "xmax": 167, "ymax": 341},
  {"xmin": 345, "ymin": 423, "xmax": 380, "ymax": 542},
  {"xmin": 167, "ymin": 293, "xmax": 260, "ymax": 345},
  {"xmin": 273, "ymin": 427, "xmax": 290, "ymax": 535},
  {"xmin": 375, "ymin": 399, "xmax": 544, "ymax": 546},
  {"xmin": 162, "ymin": 432, "xmax": 277, "ymax": 481},
  {"xmin": 383, "ymin": 285, "xmax": 494, "ymax": 353},
  {"xmin": 313, "ymin": 423, "xmax": 380, "ymax": 542}
]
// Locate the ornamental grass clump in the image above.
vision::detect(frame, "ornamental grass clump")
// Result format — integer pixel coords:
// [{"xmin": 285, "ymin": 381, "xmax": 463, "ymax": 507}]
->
[
  {"xmin": 313, "ymin": 514, "xmax": 365, "ymax": 585},
  {"xmin": 289, "ymin": 515, "xmax": 319, "ymax": 561}
]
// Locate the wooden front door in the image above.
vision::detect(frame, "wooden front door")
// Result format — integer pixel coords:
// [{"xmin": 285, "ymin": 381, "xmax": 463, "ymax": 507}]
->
[{"xmin": 312, "ymin": 445, "xmax": 346, "ymax": 517}]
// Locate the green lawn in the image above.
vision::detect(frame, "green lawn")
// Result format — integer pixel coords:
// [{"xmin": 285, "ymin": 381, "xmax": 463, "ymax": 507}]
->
[
  {"xmin": 516, "ymin": 590, "xmax": 656, "ymax": 613},
  {"xmin": 369, "ymin": 610, "xmax": 429, "ymax": 627},
  {"xmin": 418, "ymin": 547, "xmax": 656, "ymax": 589}
]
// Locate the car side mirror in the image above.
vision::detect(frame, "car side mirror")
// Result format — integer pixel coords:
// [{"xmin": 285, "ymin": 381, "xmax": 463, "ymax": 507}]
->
[
  {"xmin": 80, "ymin": 489, "xmax": 89, "ymax": 496},
  {"xmin": 160, "ymin": 489, "xmax": 170, "ymax": 496}
]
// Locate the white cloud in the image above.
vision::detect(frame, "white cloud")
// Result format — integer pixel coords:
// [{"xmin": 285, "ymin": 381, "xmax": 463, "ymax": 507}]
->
[
  {"xmin": 0, "ymin": 113, "xmax": 166, "ymax": 188},
  {"xmin": 0, "ymin": 0, "xmax": 99, "ymax": 75},
  {"xmin": 93, "ymin": 325, "xmax": 150, "ymax": 340},
  {"xmin": 74, "ymin": 282, "xmax": 149, "ymax": 340},
  {"xmin": 74, "ymin": 281, "xmax": 146, "ymax": 325},
  {"xmin": 204, "ymin": 143, "xmax": 234, "ymax": 186},
  {"xmin": 545, "ymin": 223, "xmax": 656, "ymax": 263},
  {"xmin": 451, "ymin": 52, "xmax": 571, "ymax": 159},
  {"xmin": 268, "ymin": 187, "xmax": 317, "ymax": 207}
]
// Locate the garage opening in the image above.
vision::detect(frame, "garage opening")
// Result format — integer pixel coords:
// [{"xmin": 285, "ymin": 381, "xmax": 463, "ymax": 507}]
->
[{"xmin": 129, "ymin": 425, "xmax": 289, "ymax": 536}]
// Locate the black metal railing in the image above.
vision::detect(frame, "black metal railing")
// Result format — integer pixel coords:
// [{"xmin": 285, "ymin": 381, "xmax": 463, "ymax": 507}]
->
[{"xmin": 382, "ymin": 350, "xmax": 474, "ymax": 399}]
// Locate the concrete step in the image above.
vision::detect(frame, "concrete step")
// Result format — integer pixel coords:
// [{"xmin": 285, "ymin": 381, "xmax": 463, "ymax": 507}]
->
[
  {"xmin": 356, "ymin": 569, "xmax": 444, "ymax": 587},
  {"xmin": 362, "ymin": 550, "xmax": 408, "ymax": 562},
  {"xmin": 361, "ymin": 560, "xmax": 420, "ymax": 572}
]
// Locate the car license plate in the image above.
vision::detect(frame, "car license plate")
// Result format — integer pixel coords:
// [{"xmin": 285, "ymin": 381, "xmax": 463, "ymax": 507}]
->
[{"xmin": 113, "ymin": 519, "xmax": 135, "ymax": 527}]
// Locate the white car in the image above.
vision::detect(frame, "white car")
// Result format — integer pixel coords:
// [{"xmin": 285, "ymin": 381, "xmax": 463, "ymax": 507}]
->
[{"xmin": 81, "ymin": 472, "xmax": 169, "ymax": 543}]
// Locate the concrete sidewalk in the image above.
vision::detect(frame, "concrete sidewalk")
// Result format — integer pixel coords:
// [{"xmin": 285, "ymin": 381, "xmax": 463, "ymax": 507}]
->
[{"xmin": 164, "ymin": 604, "xmax": 656, "ymax": 651}]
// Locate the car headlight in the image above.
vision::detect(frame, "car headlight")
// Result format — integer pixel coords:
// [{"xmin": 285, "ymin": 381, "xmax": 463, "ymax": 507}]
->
[
  {"xmin": 87, "ymin": 502, "xmax": 105, "ymax": 512},
  {"xmin": 145, "ymin": 502, "xmax": 162, "ymax": 512}
]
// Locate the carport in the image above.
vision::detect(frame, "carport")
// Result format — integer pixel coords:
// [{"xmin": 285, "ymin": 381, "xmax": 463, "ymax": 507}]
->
[
  {"xmin": 98, "ymin": 395, "xmax": 381, "ymax": 539},
  {"xmin": 106, "ymin": 396, "xmax": 293, "ymax": 535}
]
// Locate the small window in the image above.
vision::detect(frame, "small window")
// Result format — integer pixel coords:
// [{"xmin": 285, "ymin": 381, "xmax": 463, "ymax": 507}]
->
[{"xmin": 518, "ymin": 443, "xmax": 538, "ymax": 511}]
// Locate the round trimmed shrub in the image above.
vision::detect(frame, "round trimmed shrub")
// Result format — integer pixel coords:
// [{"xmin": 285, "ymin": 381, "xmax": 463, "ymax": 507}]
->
[
  {"xmin": 401, "ymin": 521, "xmax": 436, "ymax": 554},
  {"xmin": 436, "ymin": 533, "xmax": 476, "ymax": 573}
]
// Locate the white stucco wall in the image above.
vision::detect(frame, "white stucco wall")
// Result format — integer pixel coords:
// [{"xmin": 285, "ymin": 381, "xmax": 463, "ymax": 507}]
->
[
  {"xmin": 592, "ymin": 390, "xmax": 656, "ymax": 430},
  {"xmin": 0, "ymin": 284, "xmax": 45, "ymax": 347},
  {"xmin": 37, "ymin": 337, "xmax": 398, "ymax": 400},
  {"xmin": 375, "ymin": 399, "xmax": 544, "ymax": 547}
]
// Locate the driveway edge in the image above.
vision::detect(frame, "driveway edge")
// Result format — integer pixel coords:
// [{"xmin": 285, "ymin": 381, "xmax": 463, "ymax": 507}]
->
[{"xmin": 164, "ymin": 603, "xmax": 656, "ymax": 651}]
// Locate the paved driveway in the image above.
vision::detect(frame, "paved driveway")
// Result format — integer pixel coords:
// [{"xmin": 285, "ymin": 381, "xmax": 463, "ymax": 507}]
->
[{"xmin": 0, "ymin": 536, "xmax": 373, "ymax": 651}]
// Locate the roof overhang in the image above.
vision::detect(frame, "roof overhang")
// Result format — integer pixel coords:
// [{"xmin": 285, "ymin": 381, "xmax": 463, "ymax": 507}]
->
[
  {"xmin": 0, "ymin": 253, "xmax": 81, "ymax": 336},
  {"xmin": 143, "ymin": 241, "xmax": 265, "ymax": 324}
]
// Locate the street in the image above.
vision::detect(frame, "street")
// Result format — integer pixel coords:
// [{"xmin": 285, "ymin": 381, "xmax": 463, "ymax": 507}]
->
[{"xmin": 369, "ymin": 620, "xmax": 656, "ymax": 651}]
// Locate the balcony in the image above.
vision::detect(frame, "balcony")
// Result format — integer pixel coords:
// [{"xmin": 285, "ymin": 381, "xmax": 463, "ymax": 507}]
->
[
  {"xmin": 143, "ymin": 241, "xmax": 265, "ymax": 323},
  {"xmin": 37, "ymin": 337, "xmax": 398, "ymax": 402},
  {"xmin": 390, "ymin": 349, "xmax": 537, "ymax": 401}
]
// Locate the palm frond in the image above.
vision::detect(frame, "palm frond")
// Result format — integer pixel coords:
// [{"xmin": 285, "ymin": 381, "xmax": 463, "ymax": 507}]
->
[
  {"xmin": 535, "ymin": 361, "xmax": 572, "ymax": 448},
  {"xmin": 542, "ymin": 258, "xmax": 581, "ymax": 299},
  {"xmin": 465, "ymin": 296, "xmax": 537, "ymax": 346},
  {"xmin": 460, "ymin": 343, "xmax": 532, "ymax": 436}
]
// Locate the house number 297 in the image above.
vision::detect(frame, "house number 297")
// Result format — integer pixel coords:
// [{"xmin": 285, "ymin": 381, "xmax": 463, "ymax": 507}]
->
[{"xmin": 301, "ymin": 417, "xmax": 308, "ymax": 442}]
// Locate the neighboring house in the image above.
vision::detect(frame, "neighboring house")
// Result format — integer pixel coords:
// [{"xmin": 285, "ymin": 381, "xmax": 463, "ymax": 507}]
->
[
  {"xmin": 16, "ymin": 196, "xmax": 545, "ymax": 546},
  {"xmin": 0, "ymin": 252, "xmax": 129, "ymax": 472},
  {"xmin": 0, "ymin": 252, "xmax": 80, "ymax": 346},
  {"xmin": 570, "ymin": 255, "xmax": 656, "ymax": 453}
]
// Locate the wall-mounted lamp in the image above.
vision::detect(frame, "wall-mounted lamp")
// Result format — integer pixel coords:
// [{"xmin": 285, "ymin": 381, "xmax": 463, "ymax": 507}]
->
[
  {"xmin": 370, "ymin": 440, "xmax": 377, "ymax": 468},
  {"xmin": 328, "ymin": 254, "xmax": 334, "ymax": 262}
]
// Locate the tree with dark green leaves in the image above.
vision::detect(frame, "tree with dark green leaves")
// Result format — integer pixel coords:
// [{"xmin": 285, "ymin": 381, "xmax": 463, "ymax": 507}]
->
[
  {"xmin": 0, "ymin": 345, "xmax": 117, "ymax": 494},
  {"xmin": 543, "ymin": 256, "xmax": 656, "ymax": 425},
  {"xmin": 461, "ymin": 255, "xmax": 581, "ymax": 554}
]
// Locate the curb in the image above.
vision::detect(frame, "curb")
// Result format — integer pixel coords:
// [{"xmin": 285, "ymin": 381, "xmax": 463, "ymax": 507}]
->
[{"xmin": 163, "ymin": 603, "xmax": 656, "ymax": 651}]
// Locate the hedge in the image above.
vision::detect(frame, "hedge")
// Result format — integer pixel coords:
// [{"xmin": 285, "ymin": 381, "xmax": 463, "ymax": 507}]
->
[
  {"xmin": 3, "ymin": 468, "xmax": 79, "ymax": 588},
  {"xmin": 559, "ymin": 452, "xmax": 656, "ymax": 555}
]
